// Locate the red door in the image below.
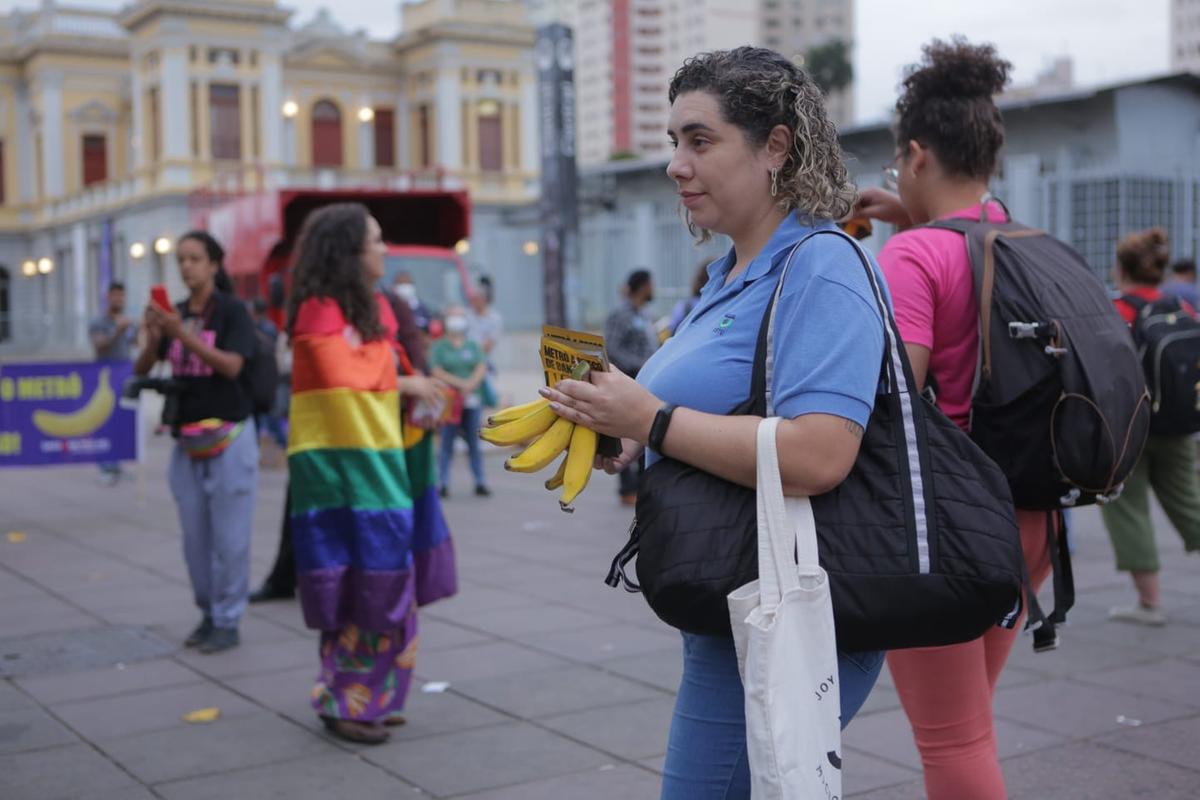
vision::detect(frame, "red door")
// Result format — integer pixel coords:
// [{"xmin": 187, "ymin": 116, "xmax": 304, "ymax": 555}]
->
[{"xmin": 311, "ymin": 100, "xmax": 343, "ymax": 167}]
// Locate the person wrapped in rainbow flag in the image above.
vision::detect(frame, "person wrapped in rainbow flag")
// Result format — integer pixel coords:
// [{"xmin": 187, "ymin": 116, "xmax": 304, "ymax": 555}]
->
[{"xmin": 286, "ymin": 203, "xmax": 457, "ymax": 745}]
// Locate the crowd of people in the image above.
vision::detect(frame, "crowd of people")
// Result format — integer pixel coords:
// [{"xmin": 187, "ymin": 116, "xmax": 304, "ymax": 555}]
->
[{"xmin": 80, "ymin": 34, "xmax": 1200, "ymax": 800}]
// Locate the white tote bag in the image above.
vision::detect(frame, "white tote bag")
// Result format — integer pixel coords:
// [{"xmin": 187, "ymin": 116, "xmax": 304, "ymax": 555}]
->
[{"xmin": 728, "ymin": 416, "xmax": 843, "ymax": 800}]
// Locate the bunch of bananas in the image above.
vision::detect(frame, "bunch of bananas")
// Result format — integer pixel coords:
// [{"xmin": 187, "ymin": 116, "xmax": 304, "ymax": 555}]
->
[{"xmin": 480, "ymin": 395, "xmax": 597, "ymax": 513}]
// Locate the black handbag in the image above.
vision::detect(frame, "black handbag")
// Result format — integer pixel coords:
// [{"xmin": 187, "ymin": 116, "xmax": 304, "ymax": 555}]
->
[{"xmin": 607, "ymin": 230, "xmax": 1033, "ymax": 652}]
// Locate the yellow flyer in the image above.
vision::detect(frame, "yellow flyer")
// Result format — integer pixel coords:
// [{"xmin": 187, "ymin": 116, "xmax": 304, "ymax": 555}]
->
[{"xmin": 538, "ymin": 325, "xmax": 621, "ymax": 458}]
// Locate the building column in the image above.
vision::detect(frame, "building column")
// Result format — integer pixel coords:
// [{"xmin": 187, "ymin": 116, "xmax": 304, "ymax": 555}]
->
[
  {"xmin": 396, "ymin": 92, "xmax": 409, "ymax": 169},
  {"xmin": 40, "ymin": 72, "xmax": 65, "ymax": 199},
  {"xmin": 519, "ymin": 71, "xmax": 538, "ymax": 175},
  {"xmin": 259, "ymin": 50, "xmax": 284, "ymax": 176},
  {"xmin": 359, "ymin": 95, "xmax": 374, "ymax": 170},
  {"xmin": 70, "ymin": 222, "xmax": 88, "ymax": 349},
  {"xmin": 435, "ymin": 68, "xmax": 462, "ymax": 171},
  {"xmin": 15, "ymin": 84, "xmax": 36, "ymax": 203},
  {"xmin": 159, "ymin": 47, "xmax": 191, "ymax": 186}
]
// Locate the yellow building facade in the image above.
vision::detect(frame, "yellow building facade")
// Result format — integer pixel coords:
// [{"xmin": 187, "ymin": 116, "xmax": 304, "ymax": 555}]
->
[{"xmin": 0, "ymin": 0, "xmax": 540, "ymax": 353}]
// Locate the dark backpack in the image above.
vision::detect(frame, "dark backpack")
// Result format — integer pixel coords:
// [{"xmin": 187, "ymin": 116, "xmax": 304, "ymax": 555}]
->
[
  {"xmin": 1120, "ymin": 294, "xmax": 1200, "ymax": 435},
  {"xmin": 927, "ymin": 205, "xmax": 1152, "ymax": 649},
  {"xmin": 929, "ymin": 210, "xmax": 1150, "ymax": 510},
  {"xmin": 244, "ymin": 329, "xmax": 279, "ymax": 415}
]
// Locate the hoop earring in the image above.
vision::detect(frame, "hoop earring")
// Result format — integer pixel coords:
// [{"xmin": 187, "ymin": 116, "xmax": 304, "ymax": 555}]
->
[{"xmin": 770, "ymin": 168, "xmax": 779, "ymax": 198}]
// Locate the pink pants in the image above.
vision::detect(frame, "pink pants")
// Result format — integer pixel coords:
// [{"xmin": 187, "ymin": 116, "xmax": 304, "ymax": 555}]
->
[{"xmin": 887, "ymin": 509, "xmax": 1054, "ymax": 800}]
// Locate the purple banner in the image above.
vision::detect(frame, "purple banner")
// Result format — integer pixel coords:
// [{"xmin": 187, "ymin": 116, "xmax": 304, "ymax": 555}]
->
[{"xmin": 0, "ymin": 361, "xmax": 137, "ymax": 467}]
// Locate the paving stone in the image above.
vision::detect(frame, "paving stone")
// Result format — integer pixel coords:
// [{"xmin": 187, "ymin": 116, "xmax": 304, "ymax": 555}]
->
[
  {"xmin": 16, "ymin": 658, "xmax": 197, "ymax": 706},
  {"xmin": 1093, "ymin": 714, "xmax": 1200, "ymax": 772},
  {"xmin": 841, "ymin": 749, "xmax": 923, "ymax": 797},
  {"xmin": 422, "ymin": 584, "xmax": 544, "ymax": 617},
  {"xmin": 597, "ymin": 646, "xmax": 682, "ymax": 693},
  {"xmin": 841, "ymin": 708, "xmax": 920, "ymax": 770},
  {"xmin": 540, "ymin": 696, "xmax": 676, "ymax": 759},
  {"xmin": 416, "ymin": 617, "xmax": 497, "ymax": 651},
  {"xmin": 1005, "ymin": 633, "xmax": 1158, "ymax": 677},
  {"xmin": 444, "ymin": 603, "xmax": 613, "ymax": 638},
  {"xmin": 412, "ymin": 640, "xmax": 572, "ymax": 683},
  {"xmin": 363, "ymin": 721, "xmax": 610, "ymax": 797},
  {"xmin": 457, "ymin": 763, "xmax": 661, "ymax": 799},
  {"xmin": 854, "ymin": 683, "xmax": 901, "ymax": 717},
  {"xmin": 98, "ymin": 711, "xmax": 340, "ymax": 784},
  {"xmin": 847, "ymin": 776, "xmax": 926, "ymax": 799},
  {"xmin": 1001, "ymin": 741, "xmax": 1200, "ymax": 799},
  {"xmin": 223, "ymin": 666, "xmax": 316, "ymax": 724},
  {"xmin": 155, "ymin": 752, "xmax": 412, "ymax": 800},
  {"xmin": 0, "ymin": 680, "xmax": 36, "ymax": 711},
  {"xmin": 994, "ymin": 678, "xmax": 1187, "ymax": 738},
  {"xmin": 0, "ymin": 743, "xmax": 141, "ymax": 800},
  {"xmin": 1069, "ymin": 614, "xmax": 1200, "ymax": 655},
  {"xmin": 521, "ymin": 622, "xmax": 679, "ymax": 663},
  {"xmin": 53, "ymin": 680, "xmax": 261, "ymax": 741},
  {"xmin": 1075, "ymin": 657, "xmax": 1200, "ymax": 706},
  {"xmin": 380, "ymin": 689, "xmax": 511, "ymax": 742},
  {"xmin": 0, "ymin": 705, "xmax": 79, "ymax": 753},
  {"xmin": 172, "ymin": 634, "xmax": 314, "ymax": 679},
  {"xmin": 0, "ymin": 599, "xmax": 98, "ymax": 639},
  {"xmin": 640, "ymin": 755, "xmax": 665, "ymax": 774},
  {"xmin": 453, "ymin": 663, "xmax": 665, "ymax": 719},
  {"xmin": 0, "ymin": 625, "xmax": 175, "ymax": 678}
]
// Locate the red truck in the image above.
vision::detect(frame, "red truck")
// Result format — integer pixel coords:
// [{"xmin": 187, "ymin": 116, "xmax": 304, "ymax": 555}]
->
[{"xmin": 191, "ymin": 187, "xmax": 474, "ymax": 329}]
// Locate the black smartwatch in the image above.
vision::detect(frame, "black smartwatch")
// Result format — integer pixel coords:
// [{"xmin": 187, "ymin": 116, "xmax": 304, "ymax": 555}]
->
[{"xmin": 648, "ymin": 403, "xmax": 678, "ymax": 452}]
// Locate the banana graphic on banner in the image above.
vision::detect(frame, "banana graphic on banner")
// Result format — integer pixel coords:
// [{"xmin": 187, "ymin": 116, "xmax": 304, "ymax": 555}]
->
[{"xmin": 31, "ymin": 367, "xmax": 116, "ymax": 438}]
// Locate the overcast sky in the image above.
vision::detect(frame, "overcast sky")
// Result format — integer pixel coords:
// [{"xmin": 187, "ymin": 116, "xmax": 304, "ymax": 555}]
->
[{"xmin": 0, "ymin": 0, "xmax": 1171, "ymax": 125}]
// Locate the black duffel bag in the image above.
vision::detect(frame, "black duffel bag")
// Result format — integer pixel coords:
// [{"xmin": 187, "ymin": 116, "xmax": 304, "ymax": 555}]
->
[{"xmin": 607, "ymin": 230, "xmax": 1031, "ymax": 653}]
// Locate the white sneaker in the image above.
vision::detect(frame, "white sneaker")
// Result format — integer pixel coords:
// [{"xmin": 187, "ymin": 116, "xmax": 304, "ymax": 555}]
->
[{"xmin": 1108, "ymin": 604, "xmax": 1168, "ymax": 627}]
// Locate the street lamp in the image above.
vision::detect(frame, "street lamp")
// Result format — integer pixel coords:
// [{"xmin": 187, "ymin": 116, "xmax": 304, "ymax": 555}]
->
[
  {"xmin": 282, "ymin": 100, "xmax": 299, "ymax": 118},
  {"xmin": 522, "ymin": 240, "xmax": 539, "ymax": 256},
  {"xmin": 130, "ymin": 242, "xmax": 146, "ymax": 259},
  {"xmin": 154, "ymin": 237, "xmax": 172, "ymax": 255},
  {"xmin": 357, "ymin": 106, "xmax": 375, "ymax": 123},
  {"xmin": 455, "ymin": 239, "xmax": 471, "ymax": 255},
  {"xmin": 21, "ymin": 260, "xmax": 36, "ymax": 277},
  {"xmin": 36, "ymin": 257, "xmax": 53, "ymax": 275}
]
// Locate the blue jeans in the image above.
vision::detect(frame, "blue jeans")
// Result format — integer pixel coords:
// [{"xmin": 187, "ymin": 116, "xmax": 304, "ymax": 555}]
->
[
  {"xmin": 660, "ymin": 633, "xmax": 884, "ymax": 800},
  {"xmin": 438, "ymin": 406, "xmax": 486, "ymax": 490}
]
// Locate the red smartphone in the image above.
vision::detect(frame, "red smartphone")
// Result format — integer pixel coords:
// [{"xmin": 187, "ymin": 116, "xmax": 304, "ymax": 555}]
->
[{"xmin": 150, "ymin": 284, "xmax": 172, "ymax": 312}]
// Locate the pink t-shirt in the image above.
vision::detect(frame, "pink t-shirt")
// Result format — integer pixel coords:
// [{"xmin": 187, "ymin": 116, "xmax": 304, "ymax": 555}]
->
[{"xmin": 878, "ymin": 202, "xmax": 1008, "ymax": 430}]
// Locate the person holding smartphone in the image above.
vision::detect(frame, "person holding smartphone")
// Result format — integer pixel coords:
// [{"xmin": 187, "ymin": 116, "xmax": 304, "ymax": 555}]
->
[{"xmin": 133, "ymin": 231, "xmax": 258, "ymax": 655}]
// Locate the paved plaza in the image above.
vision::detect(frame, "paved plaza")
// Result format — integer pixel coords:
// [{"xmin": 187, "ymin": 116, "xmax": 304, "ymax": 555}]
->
[{"xmin": 2, "ymin": 415, "xmax": 1200, "ymax": 799}]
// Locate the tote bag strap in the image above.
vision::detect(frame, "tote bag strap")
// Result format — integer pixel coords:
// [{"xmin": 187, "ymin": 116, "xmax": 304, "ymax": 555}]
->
[{"xmin": 757, "ymin": 417, "xmax": 818, "ymax": 606}]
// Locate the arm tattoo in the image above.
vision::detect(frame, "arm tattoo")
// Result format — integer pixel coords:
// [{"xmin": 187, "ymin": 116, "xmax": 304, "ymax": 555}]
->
[{"xmin": 844, "ymin": 419, "xmax": 865, "ymax": 439}]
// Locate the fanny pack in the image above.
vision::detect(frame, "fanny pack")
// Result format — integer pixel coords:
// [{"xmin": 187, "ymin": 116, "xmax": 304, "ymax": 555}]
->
[{"xmin": 178, "ymin": 419, "xmax": 244, "ymax": 459}]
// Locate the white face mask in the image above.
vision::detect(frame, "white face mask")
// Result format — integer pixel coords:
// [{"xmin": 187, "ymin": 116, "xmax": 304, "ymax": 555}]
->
[
  {"xmin": 445, "ymin": 315, "xmax": 468, "ymax": 334},
  {"xmin": 394, "ymin": 283, "xmax": 418, "ymax": 305}
]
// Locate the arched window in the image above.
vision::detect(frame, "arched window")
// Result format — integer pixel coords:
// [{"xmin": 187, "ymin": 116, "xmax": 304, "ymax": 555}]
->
[
  {"xmin": 0, "ymin": 266, "xmax": 10, "ymax": 342},
  {"xmin": 311, "ymin": 100, "xmax": 343, "ymax": 167}
]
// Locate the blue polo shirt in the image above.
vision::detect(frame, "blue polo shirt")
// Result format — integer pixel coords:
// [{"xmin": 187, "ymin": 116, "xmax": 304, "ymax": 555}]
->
[{"xmin": 637, "ymin": 214, "xmax": 888, "ymax": 466}]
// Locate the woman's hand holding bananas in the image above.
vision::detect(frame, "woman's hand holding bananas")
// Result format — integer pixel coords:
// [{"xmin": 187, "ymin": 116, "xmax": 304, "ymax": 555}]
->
[
  {"xmin": 479, "ymin": 364, "xmax": 657, "ymax": 512},
  {"xmin": 539, "ymin": 367, "xmax": 661, "ymax": 445}
]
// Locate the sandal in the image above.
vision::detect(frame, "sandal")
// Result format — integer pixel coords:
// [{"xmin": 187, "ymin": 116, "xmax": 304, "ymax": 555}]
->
[{"xmin": 320, "ymin": 716, "xmax": 390, "ymax": 745}]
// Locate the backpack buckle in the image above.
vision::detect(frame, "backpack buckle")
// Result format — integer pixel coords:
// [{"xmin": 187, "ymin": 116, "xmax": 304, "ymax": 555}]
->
[
  {"xmin": 1058, "ymin": 488, "xmax": 1081, "ymax": 507},
  {"xmin": 1008, "ymin": 321, "xmax": 1040, "ymax": 339}
]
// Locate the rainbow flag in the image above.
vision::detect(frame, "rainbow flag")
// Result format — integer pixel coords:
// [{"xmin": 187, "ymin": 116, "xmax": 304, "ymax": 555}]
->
[{"xmin": 288, "ymin": 297, "xmax": 416, "ymax": 632}]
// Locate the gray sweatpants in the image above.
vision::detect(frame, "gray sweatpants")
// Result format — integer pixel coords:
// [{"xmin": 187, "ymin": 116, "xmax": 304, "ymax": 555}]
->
[{"xmin": 168, "ymin": 423, "xmax": 258, "ymax": 629}]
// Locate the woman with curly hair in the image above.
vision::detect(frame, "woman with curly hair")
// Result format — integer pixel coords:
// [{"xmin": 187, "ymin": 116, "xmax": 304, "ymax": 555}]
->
[
  {"xmin": 1103, "ymin": 228, "xmax": 1200, "ymax": 626},
  {"xmin": 542, "ymin": 47, "xmax": 886, "ymax": 798},
  {"xmin": 285, "ymin": 203, "xmax": 456, "ymax": 744},
  {"xmin": 855, "ymin": 38, "xmax": 1053, "ymax": 799}
]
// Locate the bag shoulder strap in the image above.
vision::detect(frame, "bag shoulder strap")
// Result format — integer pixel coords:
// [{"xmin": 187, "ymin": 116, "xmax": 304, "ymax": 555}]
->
[{"xmin": 755, "ymin": 228, "xmax": 910, "ymax": 414}]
